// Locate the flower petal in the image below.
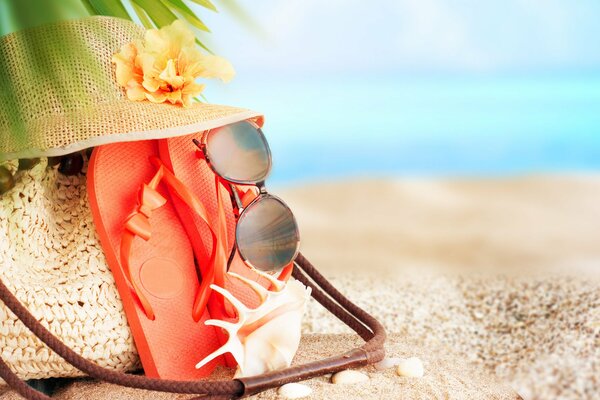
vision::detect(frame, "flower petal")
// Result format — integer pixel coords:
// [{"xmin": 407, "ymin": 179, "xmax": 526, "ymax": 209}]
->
[
  {"xmin": 113, "ymin": 20, "xmax": 234, "ymax": 106},
  {"xmin": 159, "ymin": 59, "xmax": 185, "ymax": 89},
  {"xmin": 182, "ymin": 82, "xmax": 205, "ymax": 97},
  {"xmin": 126, "ymin": 83, "xmax": 147, "ymax": 102},
  {"xmin": 112, "ymin": 44, "xmax": 138, "ymax": 86},
  {"xmin": 145, "ymin": 90, "xmax": 167, "ymax": 104},
  {"xmin": 166, "ymin": 20, "xmax": 196, "ymax": 49},
  {"xmin": 194, "ymin": 54, "xmax": 236, "ymax": 83}
]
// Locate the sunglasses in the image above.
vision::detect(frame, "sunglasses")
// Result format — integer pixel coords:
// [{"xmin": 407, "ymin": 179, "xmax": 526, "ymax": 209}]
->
[{"xmin": 193, "ymin": 121, "xmax": 300, "ymax": 273}]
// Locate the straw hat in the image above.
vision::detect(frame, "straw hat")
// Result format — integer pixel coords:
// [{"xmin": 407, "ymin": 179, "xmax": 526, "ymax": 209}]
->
[{"xmin": 0, "ymin": 16, "xmax": 262, "ymax": 161}]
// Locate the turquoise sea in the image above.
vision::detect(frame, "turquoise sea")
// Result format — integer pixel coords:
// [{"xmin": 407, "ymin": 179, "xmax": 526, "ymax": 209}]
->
[{"xmin": 207, "ymin": 74, "xmax": 600, "ymax": 185}]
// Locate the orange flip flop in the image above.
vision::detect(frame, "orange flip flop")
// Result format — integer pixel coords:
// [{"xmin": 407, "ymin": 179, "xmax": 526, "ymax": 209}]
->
[
  {"xmin": 88, "ymin": 140, "xmax": 224, "ymax": 379},
  {"xmin": 157, "ymin": 124, "xmax": 292, "ymax": 367}
]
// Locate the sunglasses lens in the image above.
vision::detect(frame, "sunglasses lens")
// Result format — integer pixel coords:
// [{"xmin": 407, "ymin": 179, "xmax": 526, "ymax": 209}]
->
[
  {"xmin": 236, "ymin": 196, "xmax": 300, "ymax": 272},
  {"xmin": 206, "ymin": 121, "xmax": 271, "ymax": 184}
]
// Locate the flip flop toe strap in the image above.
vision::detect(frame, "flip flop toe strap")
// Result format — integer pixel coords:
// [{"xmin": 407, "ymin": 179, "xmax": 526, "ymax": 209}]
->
[
  {"xmin": 119, "ymin": 157, "xmax": 225, "ymax": 321},
  {"xmin": 124, "ymin": 184, "xmax": 167, "ymax": 240}
]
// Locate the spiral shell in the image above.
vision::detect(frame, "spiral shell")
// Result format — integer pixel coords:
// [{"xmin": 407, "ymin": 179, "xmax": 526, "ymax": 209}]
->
[{"xmin": 195, "ymin": 268, "xmax": 311, "ymax": 377}]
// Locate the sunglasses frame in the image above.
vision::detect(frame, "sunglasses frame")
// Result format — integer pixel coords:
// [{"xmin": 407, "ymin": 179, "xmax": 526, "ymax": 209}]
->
[
  {"xmin": 193, "ymin": 121, "xmax": 300, "ymax": 272},
  {"xmin": 194, "ymin": 120, "xmax": 273, "ymax": 187},
  {"xmin": 234, "ymin": 192, "xmax": 301, "ymax": 272}
]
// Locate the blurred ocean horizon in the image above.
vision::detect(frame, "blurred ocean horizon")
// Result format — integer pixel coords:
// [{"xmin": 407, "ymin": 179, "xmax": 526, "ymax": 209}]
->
[{"xmin": 207, "ymin": 73, "xmax": 600, "ymax": 185}]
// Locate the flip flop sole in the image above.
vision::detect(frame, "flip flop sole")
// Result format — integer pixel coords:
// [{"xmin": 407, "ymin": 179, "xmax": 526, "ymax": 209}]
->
[
  {"xmin": 88, "ymin": 140, "xmax": 224, "ymax": 379},
  {"xmin": 158, "ymin": 133, "xmax": 273, "ymax": 366}
]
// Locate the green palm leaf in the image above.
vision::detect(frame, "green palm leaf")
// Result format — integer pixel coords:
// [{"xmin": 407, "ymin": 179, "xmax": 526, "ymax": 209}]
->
[
  {"xmin": 161, "ymin": 0, "xmax": 211, "ymax": 32},
  {"xmin": 0, "ymin": 0, "xmax": 260, "ymax": 52},
  {"xmin": 189, "ymin": 0, "xmax": 217, "ymax": 13},
  {"xmin": 130, "ymin": 2, "xmax": 154, "ymax": 28},
  {"xmin": 0, "ymin": 0, "xmax": 90, "ymax": 36},
  {"xmin": 81, "ymin": 0, "xmax": 130, "ymax": 20}
]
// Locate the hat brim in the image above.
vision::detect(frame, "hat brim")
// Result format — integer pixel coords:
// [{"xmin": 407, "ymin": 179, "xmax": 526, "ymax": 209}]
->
[{"xmin": 0, "ymin": 100, "xmax": 263, "ymax": 161}]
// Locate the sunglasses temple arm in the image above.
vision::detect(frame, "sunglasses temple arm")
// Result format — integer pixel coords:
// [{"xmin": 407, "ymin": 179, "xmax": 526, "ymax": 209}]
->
[
  {"xmin": 226, "ymin": 243, "xmax": 238, "ymax": 273},
  {"xmin": 226, "ymin": 183, "xmax": 241, "ymax": 273},
  {"xmin": 229, "ymin": 183, "xmax": 245, "ymax": 212}
]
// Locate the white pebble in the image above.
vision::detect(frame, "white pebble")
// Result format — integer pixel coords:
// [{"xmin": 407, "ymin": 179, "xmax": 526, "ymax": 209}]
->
[
  {"xmin": 331, "ymin": 370, "xmax": 369, "ymax": 384},
  {"xmin": 374, "ymin": 357, "xmax": 403, "ymax": 371},
  {"xmin": 396, "ymin": 357, "xmax": 424, "ymax": 377},
  {"xmin": 278, "ymin": 383, "xmax": 312, "ymax": 399}
]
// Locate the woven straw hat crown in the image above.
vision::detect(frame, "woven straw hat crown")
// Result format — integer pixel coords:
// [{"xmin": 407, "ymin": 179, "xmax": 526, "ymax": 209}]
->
[{"xmin": 0, "ymin": 16, "xmax": 260, "ymax": 161}]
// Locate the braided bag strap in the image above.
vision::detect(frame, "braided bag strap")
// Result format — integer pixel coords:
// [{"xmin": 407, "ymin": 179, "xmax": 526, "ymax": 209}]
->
[{"xmin": 0, "ymin": 253, "xmax": 386, "ymax": 399}]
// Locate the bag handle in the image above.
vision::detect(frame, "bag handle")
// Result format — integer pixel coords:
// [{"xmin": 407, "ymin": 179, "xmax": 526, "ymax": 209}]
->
[{"xmin": 0, "ymin": 253, "xmax": 386, "ymax": 399}]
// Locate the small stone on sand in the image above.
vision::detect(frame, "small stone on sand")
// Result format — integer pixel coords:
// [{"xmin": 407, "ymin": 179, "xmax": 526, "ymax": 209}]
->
[
  {"xmin": 397, "ymin": 357, "xmax": 425, "ymax": 378},
  {"xmin": 278, "ymin": 383, "xmax": 312, "ymax": 399},
  {"xmin": 375, "ymin": 357, "xmax": 403, "ymax": 371},
  {"xmin": 331, "ymin": 370, "xmax": 369, "ymax": 384}
]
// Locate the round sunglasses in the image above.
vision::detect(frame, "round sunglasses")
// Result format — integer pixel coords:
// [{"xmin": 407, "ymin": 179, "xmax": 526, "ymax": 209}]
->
[{"xmin": 193, "ymin": 121, "xmax": 300, "ymax": 273}]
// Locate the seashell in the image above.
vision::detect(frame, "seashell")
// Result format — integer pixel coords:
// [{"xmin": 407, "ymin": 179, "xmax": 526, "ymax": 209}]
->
[
  {"xmin": 374, "ymin": 357, "xmax": 403, "ymax": 371},
  {"xmin": 331, "ymin": 370, "xmax": 369, "ymax": 384},
  {"xmin": 396, "ymin": 357, "xmax": 424, "ymax": 378},
  {"xmin": 278, "ymin": 383, "xmax": 313, "ymax": 399},
  {"xmin": 195, "ymin": 269, "xmax": 311, "ymax": 378}
]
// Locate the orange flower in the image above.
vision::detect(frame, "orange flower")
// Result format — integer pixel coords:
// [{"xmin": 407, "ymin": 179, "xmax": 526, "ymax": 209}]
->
[{"xmin": 112, "ymin": 20, "xmax": 235, "ymax": 107}]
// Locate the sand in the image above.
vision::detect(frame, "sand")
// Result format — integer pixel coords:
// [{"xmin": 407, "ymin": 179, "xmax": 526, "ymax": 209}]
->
[
  {"xmin": 3, "ymin": 175, "xmax": 600, "ymax": 399},
  {"xmin": 281, "ymin": 175, "xmax": 600, "ymax": 276},
  {"xmin": 300, "ymin": 271, "xmax": 599, "ymax": 399},
  {"xmin": 282, "ymin": 175, "xmax": 600, "ymax": 399},
  {"xmin": 0, "ymin": 334, "xmax": 520, "ymax": 400}
]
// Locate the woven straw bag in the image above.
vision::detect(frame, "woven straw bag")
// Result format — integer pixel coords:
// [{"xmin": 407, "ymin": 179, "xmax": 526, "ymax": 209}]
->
[{"xmin": 0, "ymin": 158, "xmax": 139, "ymax": 380}]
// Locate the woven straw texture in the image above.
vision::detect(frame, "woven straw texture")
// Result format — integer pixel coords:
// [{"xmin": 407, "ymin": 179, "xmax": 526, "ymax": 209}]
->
[
  {"xmin": 0, "ymin": 158, "xmax": 140, "ymax": 381},
  {"xmin": 0, "ymin": 16, "xmax": 260, "ymax": 161}
]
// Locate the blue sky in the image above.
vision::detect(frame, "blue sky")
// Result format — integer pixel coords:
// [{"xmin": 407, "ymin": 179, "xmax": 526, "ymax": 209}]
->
[
  {"xmin": 197, "ymin": 0, "xmax": 600, "ymax": 77},
  {"xmin": 193, "ymin": 1, "xmax": 600, "ymax": 182}
]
